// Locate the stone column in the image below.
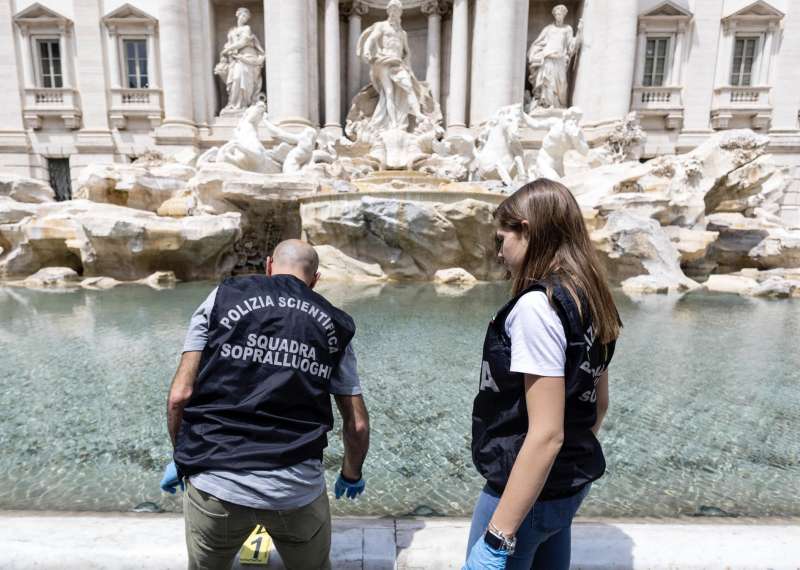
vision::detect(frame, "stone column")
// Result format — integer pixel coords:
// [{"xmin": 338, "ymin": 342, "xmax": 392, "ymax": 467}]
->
[
  {"xmin": 18, "ymin": 29, "xmax": 34, "ymax": 89},
  {"xmin": 323, "ymin": 0, "xmax": 342, "ymax": 135},
  {"xmin": 447, "ymin": 0, "xmax": 469, "ymax": 134},
  {"xmin": 422, "ymin": 0, "xmax": 443, "ymax": 103},
  {"xmin": 715, "ymin": 22, "xmax": 734, "ymax": 87},
  {"xmin": 760, "ymin": 23, "xmax": 776, "ymax": 85},
  {"xmin": 188, "ymin": 1, "xmax": 209, "ymax": 128},
  {"xmin": 0, "ymin": 0, "xmax": 26, "ymax": 136},
  {"xmin": 573, "ymin": 0, "xmax": 638, "ymax": 125},
  {"xmin": 72, "ymin": 0, "xmax": 114, "ymax": 184},
  {"xmin": 146, "ymin": 26, "xmax": 159, "ymax": 87},
  {"xmin": 634, "ymin": 27, "xmax": 647, "ymax": 86},
  {"xmin": 156, "ymin": 0, "xmax": 196, "ymax": 139},
  {"xmin": 265, "ymin": 0, "xmax": 312, "ymax": 128},
  {"xmin": 57, "ymin": 29, "xmax": 72, "ymax": 88},
  {"xmin": 106, "ymin": 27, "xmax": 121, "ymax": 89},
  {"xmin": 672, "ymin": 24, "xmax": 686, "ymax": 85},
  {"xmin": 73, "ymin": 0, "xmax": 110, "ymax": 132},
  {"xmin": 470, "ymin": 0, "xmax": 520, "ymax": 126},
  {"xmin": 346, "ymin": 1, "xmax": 368, "ymax": 107}
]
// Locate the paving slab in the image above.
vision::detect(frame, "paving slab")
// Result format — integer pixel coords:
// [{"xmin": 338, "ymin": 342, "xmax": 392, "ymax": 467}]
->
[{"xmin": 1, "ymin": 512, "xmax": 799, "ymax": 569}]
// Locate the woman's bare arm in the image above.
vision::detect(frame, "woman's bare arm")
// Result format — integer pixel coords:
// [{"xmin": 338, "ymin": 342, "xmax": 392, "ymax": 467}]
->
[{"xmin": 488, "ymin": 374, "xmax": 565, "ymax": 537}]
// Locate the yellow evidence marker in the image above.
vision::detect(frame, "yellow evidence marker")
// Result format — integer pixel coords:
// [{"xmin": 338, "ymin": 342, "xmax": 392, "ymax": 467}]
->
[{"xmin": 239, "ymin": 525, "xmax": 272, "ymax": 565}]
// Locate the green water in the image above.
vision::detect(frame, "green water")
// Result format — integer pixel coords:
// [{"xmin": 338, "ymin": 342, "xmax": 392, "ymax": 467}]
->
[{"xmin": 1, "ymin": 282, "xmax": 799, "ymax": 517}]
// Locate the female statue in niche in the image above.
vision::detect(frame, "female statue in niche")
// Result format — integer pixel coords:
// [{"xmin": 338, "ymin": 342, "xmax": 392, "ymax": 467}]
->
[
  {"xmin": 527, "ymin": 4, "xmax": 583, "ymax": 111},
  {"xmin": 215, "ymin": 7, "xmax": 265, "ymax": 114}
]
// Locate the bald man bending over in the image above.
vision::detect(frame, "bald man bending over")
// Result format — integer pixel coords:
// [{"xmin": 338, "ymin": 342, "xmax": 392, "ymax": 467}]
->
[{"xmin": 161, "ymin": 239, "xmax": 370, "ymax": 570}]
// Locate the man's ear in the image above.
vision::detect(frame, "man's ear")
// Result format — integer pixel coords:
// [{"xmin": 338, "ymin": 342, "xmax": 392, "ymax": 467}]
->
[
  {"xmin": 265, "ymin": 256, "xmax": 273, "ymax": 276},
  {"xmin": 309, "ymin": 272, "xmax": 320, "ymax": 290}
]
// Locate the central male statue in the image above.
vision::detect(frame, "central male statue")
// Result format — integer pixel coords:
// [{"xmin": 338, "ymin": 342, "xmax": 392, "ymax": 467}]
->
[{"xmin": 346, "ymin": 0, "xmax": 439, "ymax": 142}]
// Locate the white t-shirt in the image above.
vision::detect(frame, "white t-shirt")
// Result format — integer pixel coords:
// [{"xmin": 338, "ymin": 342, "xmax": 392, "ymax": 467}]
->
[{"xmin": 505, "ymin": 291, "xmax": 567, "ymax": 377}]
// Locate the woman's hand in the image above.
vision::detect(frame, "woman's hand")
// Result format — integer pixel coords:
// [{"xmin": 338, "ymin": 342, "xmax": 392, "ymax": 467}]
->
[{"xmin": 463, "ymin": 538, "xmax": 508, "ymax": 570}]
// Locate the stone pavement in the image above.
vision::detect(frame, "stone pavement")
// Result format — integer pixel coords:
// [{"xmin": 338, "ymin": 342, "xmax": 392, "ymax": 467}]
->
[{"xmin": 1, "ymin": 512, "xmax": 799, "ymax": 569}]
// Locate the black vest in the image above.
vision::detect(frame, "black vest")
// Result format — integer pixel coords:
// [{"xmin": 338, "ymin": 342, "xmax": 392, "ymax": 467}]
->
[
  {"xmin": 471, "ymin": 278, "xmax": 616, "ymax": 500},
  {"xmin": 174, "ymin": 274, "xmax": 355, "ymax": 477}
]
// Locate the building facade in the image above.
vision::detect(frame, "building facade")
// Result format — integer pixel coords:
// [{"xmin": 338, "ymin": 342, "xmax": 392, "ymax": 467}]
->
[{"xmin": 0, "ymin": 0, "xmax": 798, "ymax": 199}]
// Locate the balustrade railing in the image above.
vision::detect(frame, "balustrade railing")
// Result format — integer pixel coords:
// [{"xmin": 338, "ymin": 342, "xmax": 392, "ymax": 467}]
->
[{"xmin": 632, "ymin": 86, "xmax": 683, "ymax": 109}]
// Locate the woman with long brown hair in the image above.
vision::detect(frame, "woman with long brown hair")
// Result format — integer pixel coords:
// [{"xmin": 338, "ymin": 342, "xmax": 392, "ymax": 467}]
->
[{"xmin": 463, "ymin": 179, "xmax": 621, "ymax": 569}]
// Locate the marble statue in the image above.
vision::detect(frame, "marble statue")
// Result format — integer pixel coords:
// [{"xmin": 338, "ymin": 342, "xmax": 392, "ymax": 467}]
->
[
  {"xmin": 198, "ymin": 101, "xmax": 280, "ymax": 173},
  {"xmin": 215, "ymin": 7, "xmax": 265, "ymax": 114},
  {"xmin": 198, "ymin": 101, "xmax": 337, "ymax": 175},
  {"xmin": 345, "ymin": 0, "xmax": 441, "ymax": 144},
  {"xmin": 603, "ymin": 112, "xmax": 647, "ymax": 163},
  {"xmin": 527, "ymin": 4, "xmax": 582, "ymax": 111},
  {"xmin": 522, "ymin": 106, "xmax": 588, "ymax": 179},
  {"xmin": 262, "ymin": 119, "xmax": 337, "ymax": 175},
  {"xmin": 471, "ymin": 105, "xmax": 529, "ymax": 186}
]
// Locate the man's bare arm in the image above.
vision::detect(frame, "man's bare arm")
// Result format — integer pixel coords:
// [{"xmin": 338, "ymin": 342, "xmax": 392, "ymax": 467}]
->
[
  {"xmin": 167, "ymin": 351, "xmax": 202, "ymax": 448},
  {"xmin": 334, "ymin": 394, "xmax": 370, "ymax": 480}
]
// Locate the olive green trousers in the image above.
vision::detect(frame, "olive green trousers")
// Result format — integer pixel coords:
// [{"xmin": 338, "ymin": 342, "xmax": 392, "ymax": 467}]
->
[{"xmin": 183, "ymin": 480, "xmax": 331, "ymax": 570}]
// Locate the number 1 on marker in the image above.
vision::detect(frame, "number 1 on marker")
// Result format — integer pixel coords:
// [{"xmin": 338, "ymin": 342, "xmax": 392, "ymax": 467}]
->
[{"xmin": 239, "ymin": 525, "xmax": 272, "ymax": 565}]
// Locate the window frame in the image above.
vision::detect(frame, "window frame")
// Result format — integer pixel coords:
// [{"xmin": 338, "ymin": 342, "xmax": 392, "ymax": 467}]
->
[
  {"xmin": 642, "ymin": 35, "xmax": 672, "ymax": 87},
  {"xmin": 121, "ymin": 36, "xmax": 149, "ymax": 89},
  {"xmin": 34, "ymin": 36, "xmax": 64, "ymax": 89},
  {"xmin": 729, "ymin": 34, "xmax": 762, "ymax": 87}
]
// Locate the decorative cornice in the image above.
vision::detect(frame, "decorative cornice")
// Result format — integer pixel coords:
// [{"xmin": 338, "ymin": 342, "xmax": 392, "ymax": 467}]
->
[
  {"xmin": 102, "ymin": 3, "xmax": 158, "ymax": 35},
  {"xmin": 14, "ymin": 2, "xmax": 73, "ymax": 35}
]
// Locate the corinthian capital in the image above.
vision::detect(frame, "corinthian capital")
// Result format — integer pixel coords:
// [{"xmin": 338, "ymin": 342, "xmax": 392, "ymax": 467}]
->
[
  {"xmin": 345, "ymin": 0, "xmax": 369, "ymax": 17},
  {"xmin": 421, "ymin": 0, "xmax": 448, "ymax": 17}
]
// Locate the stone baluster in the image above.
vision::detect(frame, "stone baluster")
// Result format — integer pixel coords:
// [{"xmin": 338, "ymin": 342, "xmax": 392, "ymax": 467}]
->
[
  {"xmin": 422, "ymin": 0, "xmax": 444, "ymax": 103},
  {"xmin": 157, "ymin": 0, "xmax": 195, "ymax": 137},
  {"xmin": 447, "ymin": 0, "xmax": 469, "ymax": 134},
  {"xmin": 323, "ymin": 0, "xmax": 342, "ymax": 135},
  {"xmin": 346, "ymin": 0, "xmax": 369, "ymax": 106}
]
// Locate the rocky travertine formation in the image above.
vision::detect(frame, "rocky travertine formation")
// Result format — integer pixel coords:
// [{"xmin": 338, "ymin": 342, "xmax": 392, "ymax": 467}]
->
[
  {"xmin": 433, "ymin": 267, "xmax": 478, "ymax": 284},
  {"xmin": 10, "ymin": 267, "xmax": 178, "ymax": 290},
  {"xmin": 0, "ymin": 174, "xmax": 54, "ymax": 204},
  {"xmin": 699, "ymin": 268, "xmax": 800, "ymax": 298},
  {"xmin": 569, "ymin": 129, "xmax": 799, "ymax": 291},
  {"xmin": 0, "ymin": 200, "xmax": 240, "ymax": 281},
  {"xmin": 315, "ymin": 245, "xmax": 387, "ymax": 282},
  {"xmin": 75, "ymin": 162, "xmax": 195, "ymax": 212},
  {"xmin": 301, "ymin": 195, "xmax": 504, "ymax": 281},
  {"xmin": 1, "ymin": 126, "xmax": 798, "ymax": 295},
  {"xmin": 591, "ymin": 211, "xmax": 699, "ymax": 293}
]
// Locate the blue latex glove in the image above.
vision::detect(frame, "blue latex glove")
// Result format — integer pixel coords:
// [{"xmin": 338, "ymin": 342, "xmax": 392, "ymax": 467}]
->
[
  {"xmin": 159, "ymin": 461, "xmax": 184, "ymax": 494},
  {"xmin": 463, "ymin": 537, "xmax": 509, "ymax": 570},
  {"xmin": 334, "ymin": 472, "xmax": 365, "ymax": 500}
]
